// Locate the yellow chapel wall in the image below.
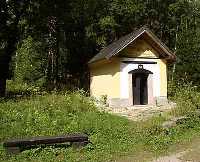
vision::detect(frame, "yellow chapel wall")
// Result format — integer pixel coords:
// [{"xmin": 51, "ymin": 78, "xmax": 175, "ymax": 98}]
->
[
  {"xmin": 89, "ymin": 38, "xmax": 168, "ymax": 101},
  {"xmin": 158, "ymin": 59, "xmax": 167, "ymax": 97},
  {"xmin": 89, "ymin": 58, "xmax": 121, "ymax": 99}
]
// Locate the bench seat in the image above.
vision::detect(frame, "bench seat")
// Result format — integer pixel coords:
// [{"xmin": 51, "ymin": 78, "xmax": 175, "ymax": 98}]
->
[{"xmin": 3, "ymin": 133, "xmax": 89, "ymax": 154}]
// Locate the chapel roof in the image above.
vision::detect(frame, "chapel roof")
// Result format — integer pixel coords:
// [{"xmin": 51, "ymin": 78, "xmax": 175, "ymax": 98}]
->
[{"xmin": 89, "ymin": 27, "xmax": 176, "ymax": 64}]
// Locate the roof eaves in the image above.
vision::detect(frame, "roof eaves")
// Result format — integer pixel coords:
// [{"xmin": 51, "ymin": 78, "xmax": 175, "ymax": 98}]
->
[
  {"xmin": 88, "ymin": 57, "xmax": 105, "ymax": 64},
  {"xmin": 144, "ymin": 30, "xmax": 176, "ymax": 59},
  {"xmin": 106, "ymin": 30, "xmax": 146, "ymax": 60},
  {"xmin": 88, "ymin": 27, "xmax": 176, "ymax": 64}
]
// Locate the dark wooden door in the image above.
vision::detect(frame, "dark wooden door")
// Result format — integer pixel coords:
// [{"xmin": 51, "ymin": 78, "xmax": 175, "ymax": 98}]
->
[{"xmin": 133, "ymin": 74, "xmax": 148, "ymax": 105}]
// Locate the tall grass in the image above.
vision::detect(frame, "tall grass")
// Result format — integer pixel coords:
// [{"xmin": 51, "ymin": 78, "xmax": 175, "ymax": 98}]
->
[
  {"xmin": 0, "ymin": 92, "xmax": 96, "ymax": 141},
  {"xmin": 169, "ymin": 82, "xmax": 200, "ymax": 116},
  {"xmin": 0, "ymin": 92, "xmax": 143, "ymax": 162},
  {"xmin": 1, "ymin": 83, "xmax": 200, "ymax": 162}
]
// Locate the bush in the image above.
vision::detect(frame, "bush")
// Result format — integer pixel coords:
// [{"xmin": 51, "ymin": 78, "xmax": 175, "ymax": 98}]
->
[
  {"xmin": 170, "ymin": 82, "xmax": 200, "ymax": 116},
  {"xmin": 0, "ymin": 92, "xmax": 97, "ymax": 141},
  {"xmin": 14, "ymin": 37, "xmax": 46, "ymax": 84},
  {"xmin": 6, "ymin": 80, "xmax": 42, "ymax": 97}
]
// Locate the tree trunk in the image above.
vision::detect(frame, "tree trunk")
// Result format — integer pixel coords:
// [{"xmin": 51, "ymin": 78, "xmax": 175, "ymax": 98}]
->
[
  {"xmin": 0, "ymin": 0, "xmax": 22, "ymax": 96},
  {"xmin": 171, "ymin": 25, "xmax": 179, "ymax": 82},
  {"xmin": 0, "ymin": 78, "xmax": 6, "ymax": 97},
  {"xmin": 46, "ymin": 16, "xmax": 59, "ymax": 90}
]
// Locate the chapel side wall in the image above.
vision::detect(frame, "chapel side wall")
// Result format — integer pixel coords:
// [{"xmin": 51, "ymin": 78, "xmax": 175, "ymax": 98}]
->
[
  {"xmin": 90, "ymin": 59, "xmax": 120, "ymax": 99},
  {"xmin": 158, "ymin": 59, "xmax": 168, "ymax": 97}
]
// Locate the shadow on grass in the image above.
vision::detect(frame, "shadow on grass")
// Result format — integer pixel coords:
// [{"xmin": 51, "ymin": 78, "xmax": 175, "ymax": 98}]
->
[
  {"xmin": 0, "ymin": 90, "xmax": 45, "ymax": 102},
  {"xmin": 20, "ymin": 143, "xmax": 72, "ymax": 152}
]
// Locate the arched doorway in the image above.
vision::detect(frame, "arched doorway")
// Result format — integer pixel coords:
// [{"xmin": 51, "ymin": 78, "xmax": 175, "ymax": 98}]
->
[{"xmin": 129, "ymin": 68, "xmax": 153, "ymax": 105}]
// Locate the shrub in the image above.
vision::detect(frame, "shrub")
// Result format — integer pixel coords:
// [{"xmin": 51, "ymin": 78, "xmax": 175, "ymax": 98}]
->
[
  {"xmin": 14, "ymin": 36, "xmax": 46, "ymax": 84},
  {"xmin": 170, "ymin": 82, "xmax": 200, "ymax": 116},
  {"xmin": 6, "ymin": 80, "xmax": 42, "ymax": 97},
  {"xmin": 0, "ymin": 92, "xmax": 97, "ymax": 141}
]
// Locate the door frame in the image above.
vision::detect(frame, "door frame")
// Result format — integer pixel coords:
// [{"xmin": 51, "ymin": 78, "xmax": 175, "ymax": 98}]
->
[
  {"xmin": 133, "ymin": 73, "xmax": 148, "ymax": 105},
  {"xmin": 128, "ymin": 68, "xmax": 154, "ymax": 106}
]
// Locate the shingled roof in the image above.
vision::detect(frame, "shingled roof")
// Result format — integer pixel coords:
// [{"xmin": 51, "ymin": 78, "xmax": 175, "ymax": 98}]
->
[{"xmin": 88, "ymin": 27, "xmax": 176, "ymax": 64}]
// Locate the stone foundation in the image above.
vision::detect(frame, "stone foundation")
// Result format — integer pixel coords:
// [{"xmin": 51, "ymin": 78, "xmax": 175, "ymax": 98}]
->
[
  {"xmin": 108, "ymin": 96, "xmax": 168, "ymax": 107},
  {"xmin": 108, "ymin": 98, "xmax": 130, "ymax": 108},
  {"xmin": 156, "ymin": 96, "xmax": 169, "ymax": 106}
]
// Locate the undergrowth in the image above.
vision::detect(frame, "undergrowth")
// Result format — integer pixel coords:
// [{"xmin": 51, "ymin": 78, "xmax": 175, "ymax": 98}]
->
[{"xmin": 0, "ymin": 83, "xmax": 200, "ymax": 162}]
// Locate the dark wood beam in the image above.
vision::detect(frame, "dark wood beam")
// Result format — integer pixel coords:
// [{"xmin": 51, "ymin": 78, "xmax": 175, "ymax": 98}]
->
[
  {"xmin": 3, "ymin": 133, "xmax": 89, "ymax": 154},
  {"xmin": 122, "ymin": 61, "xmax": 157, "ymax": 64}
]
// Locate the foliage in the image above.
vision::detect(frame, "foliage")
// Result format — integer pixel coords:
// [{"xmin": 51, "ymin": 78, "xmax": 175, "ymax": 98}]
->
[
  {"xmin": 1, "ymin": 0, "xmax": 200, "ymax": 93},
  {"xmin": 168, "ymin": 0, "xmax": 200, "ymax": 85},
  {"xmin": 169, "ymin": 81, "xmax": 200, "ymax": 116},
  {"xmin": 6, "ymin": 80, "xmax": 42, "ymax": 98},
  {"xmin": 14, "ymin": 37, "xmax": 46, "ymax": 84},
  {"xmin": 1, "ymin": 85, "xmax": 200, "ymax": 161},
  {"xmin": 1, "ymin": 0, "xmax": 200, "ymax": 161},
  {"xmin": 0, "ymin": 93, "xmax": 138, "ymax": 162},
  {"xmin": 0, "ymin": 93, "xmax": 96, "ymax": 141}
]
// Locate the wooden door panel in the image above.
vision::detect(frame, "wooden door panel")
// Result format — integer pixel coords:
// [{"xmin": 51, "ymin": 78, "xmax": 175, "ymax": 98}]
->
[{"xmin": 133, "ymin": 73, "xmax": 148, "ymax": 105}]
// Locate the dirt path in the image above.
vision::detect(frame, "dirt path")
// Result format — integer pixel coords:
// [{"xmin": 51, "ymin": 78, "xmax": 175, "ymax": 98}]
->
[
  {"xmin": 153, "ymin": 138, "xmax": 200, "ymax": 162},
  {"xmin": 153, "ymin": 152, "xmax": 186, "ymax": 162},
  {"xmin": 115, "ymin": 138, "xmax": 200, "ymax": 162},
  {"xmin": 105, "ymin": 104, "xmax": 200, "ymax": 161}
]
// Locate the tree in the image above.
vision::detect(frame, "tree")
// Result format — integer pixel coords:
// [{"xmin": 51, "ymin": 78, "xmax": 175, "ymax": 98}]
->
[
  {"xmin": 0, "ymin": 0, "xmax": 31, "ymax": 96},
  {"xmin": 1, "ymin": 0, "xmax": 200, "ymax": 95},
  {"xmin": 169, "ymin": 0, "xmax": 200, "ymax": 84},
  {"xmin": 14, "ymin": 36, "xmax": 45, "ymax": 84}
]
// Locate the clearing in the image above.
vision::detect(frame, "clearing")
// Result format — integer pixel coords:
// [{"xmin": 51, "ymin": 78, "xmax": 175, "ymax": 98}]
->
[{"xmin": 1, "ymin": 93, "xmax": 200, "ymax": 162}]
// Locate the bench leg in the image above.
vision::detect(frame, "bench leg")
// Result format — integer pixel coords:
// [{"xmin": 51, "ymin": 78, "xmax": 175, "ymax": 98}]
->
[
  {"xmin": 5, "ymin": 147, "xmax": 21, "ymax": 154},
  {"xmin": 71, "ymin": 141, "xmax": 89, "ymax": 148}
]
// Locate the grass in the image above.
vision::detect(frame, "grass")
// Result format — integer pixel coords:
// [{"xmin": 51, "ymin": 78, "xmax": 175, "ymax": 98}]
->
[
  {"xmin": 0, "ymin": 93, "xmax": 140, "ymax": 161},
  {"xmin": 1, "ymin": 82, "xmax": 200, "ymax": 162}
]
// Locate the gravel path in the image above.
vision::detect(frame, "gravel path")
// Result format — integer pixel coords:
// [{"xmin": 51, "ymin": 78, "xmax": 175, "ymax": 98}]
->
[
  {"xmin": 104, "ymin": 103, "xmax": 175, "ymax": 121},
  {"xmin": 153, "ymin": 152, "xmax": 185, "ymax": 162},
  {"xmin": 153, "ymin": 138, "xmax": 200, "ymax": 162}
]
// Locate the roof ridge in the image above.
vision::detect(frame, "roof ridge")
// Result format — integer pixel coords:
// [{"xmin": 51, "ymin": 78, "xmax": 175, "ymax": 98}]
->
[{"xmin": 88, "ymin": 27, "xmax": 176, "ymax": 64}]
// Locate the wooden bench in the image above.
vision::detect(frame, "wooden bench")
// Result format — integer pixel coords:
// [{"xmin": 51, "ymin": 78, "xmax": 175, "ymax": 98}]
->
[{"xmin": 3, "ymin": 133, "xmax": 89, "ymax": 154}]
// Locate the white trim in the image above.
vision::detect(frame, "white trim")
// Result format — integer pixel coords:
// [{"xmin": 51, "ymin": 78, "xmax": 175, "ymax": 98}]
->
[{"xmin": 120, "ymin": 58, "xmax": 161, "ymax": 99}]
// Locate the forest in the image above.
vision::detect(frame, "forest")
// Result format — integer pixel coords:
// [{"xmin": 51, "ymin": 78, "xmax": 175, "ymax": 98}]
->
[
  {"xmin": 0, "ymin": 0, "xmax": 200, "ymax": 94},
  {"xmin": 1, "ymin": 0, "xmax": 200, "ymax": 162}
]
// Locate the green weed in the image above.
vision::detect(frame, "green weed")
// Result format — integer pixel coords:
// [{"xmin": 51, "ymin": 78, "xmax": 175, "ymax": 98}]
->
[{"xmin": 1, "ymin": 83, "xmax": 200, "ymax": 162}]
